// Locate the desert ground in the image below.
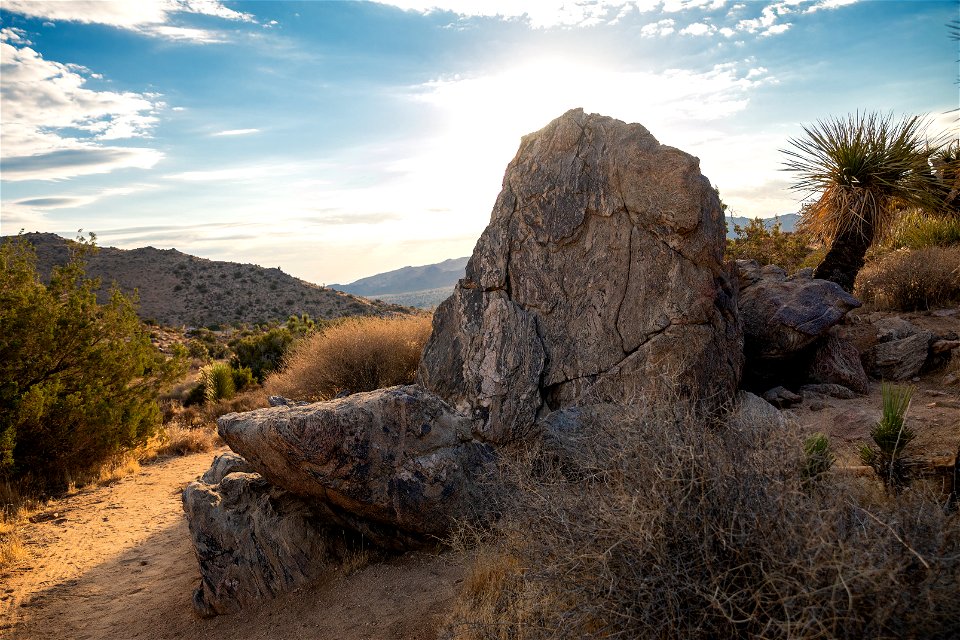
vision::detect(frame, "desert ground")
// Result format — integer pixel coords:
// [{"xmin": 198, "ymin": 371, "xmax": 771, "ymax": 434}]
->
[{"xmin": 1, "ymin": 447, "xmax": 467, "ymax": 640}]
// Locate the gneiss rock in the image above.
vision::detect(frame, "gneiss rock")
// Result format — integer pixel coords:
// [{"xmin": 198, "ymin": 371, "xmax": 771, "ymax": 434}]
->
[
  {"xmin": 863, "ymin": 330, "xmax": 934, "ymax": 381},
  {"xmin": 419, "ymin": 108, "xmax": 742, "ymax": 442},
  {"xmin": 217, "ymin": 385, "xmax": 493, "ymax": 544},
  {"xmin": 807, "ymin": 329, "xmax": 870, "ymax": 394},
  {"xmin": 183, "ymin": 471, "xmax": 364, "ymax": 617},
  {"xmin": 736, "ymin": 260, "xmax": 861, "ymax": 360}
]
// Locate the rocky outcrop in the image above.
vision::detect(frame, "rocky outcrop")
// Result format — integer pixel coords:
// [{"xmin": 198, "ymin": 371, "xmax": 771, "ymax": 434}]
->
[
  {"xmin": 419, "ymin": 108, "xmax": 742, "ymax": 441},
  {"xmin": 217, "ymin": 385, "xmax": 493, "ymax": 544},
  {"xmin": 864, "ymin": 330, "xmax": 934, "ymax": 380},
  {"xmin": 185, "ymin": 109, "xmax": 748, "ymax": 616}
]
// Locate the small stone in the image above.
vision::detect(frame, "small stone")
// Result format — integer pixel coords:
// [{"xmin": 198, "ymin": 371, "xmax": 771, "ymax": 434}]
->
[
  {"xmin": 809, "ymin": 401, "xmax": 827, "ymax": 412},
  {"xmin": 762, "ymin": 386, "xmax": 802, "ymax": 409}
]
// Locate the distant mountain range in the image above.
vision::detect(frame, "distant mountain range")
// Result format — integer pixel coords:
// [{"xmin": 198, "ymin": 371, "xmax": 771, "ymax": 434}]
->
[
  {"xmin": 330, "ymin": 257, "xmax": 469, "ymax": 308},
  {"xmin": 8, "ymin": 233, "xmax": 409, "ymax": 328},
  {"xmin": 726, "ymin": 213, "xmax": 798, "ymax": 238}
]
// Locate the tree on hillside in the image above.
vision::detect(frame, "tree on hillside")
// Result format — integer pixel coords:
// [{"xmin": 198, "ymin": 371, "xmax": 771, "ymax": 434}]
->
[
  {"xmin": 0, "ymin": 235, "xmax": 186, "ymax": 491},
  {"xmin": 782, "ymin": 112, "xmax": 948, "ymax": 291}
]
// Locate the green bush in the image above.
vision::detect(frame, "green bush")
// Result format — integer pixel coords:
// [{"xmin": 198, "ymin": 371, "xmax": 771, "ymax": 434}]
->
[
  {"xmin": 230, "ymin": 327, "xmax": 294, "ymax": 382},
  {"xmin": 876, "ymin": 210, "xmax": 960, "ymax": 252},
  {"xmin": 0, "ymin": 235, "xmax": 185, "ymax": 491},
  {"xmin": 725, "ymin": 218, "xmax": 815, "ymax": 274},
  {"xmin": 230, "ymin": 365, "xmax": 255, "ymax": 393},
  {"xmin": 801, "ymin": 432, "xmax": 834, "ymax": 482}
]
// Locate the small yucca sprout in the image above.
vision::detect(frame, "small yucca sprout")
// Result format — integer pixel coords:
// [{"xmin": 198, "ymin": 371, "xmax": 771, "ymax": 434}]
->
[
  {"xmin": 860, "ymin": 383, "xmax": 917, "ymax": 492},
  {"xmin": 802, "ymin": 432, "xmax": 835, "ymax": 481}
]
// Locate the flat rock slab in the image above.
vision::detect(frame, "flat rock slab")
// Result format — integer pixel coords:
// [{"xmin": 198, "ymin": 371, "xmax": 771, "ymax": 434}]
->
[{"xmin": 736, "ymin": 260, "xmax": 861, "ymax": 360}]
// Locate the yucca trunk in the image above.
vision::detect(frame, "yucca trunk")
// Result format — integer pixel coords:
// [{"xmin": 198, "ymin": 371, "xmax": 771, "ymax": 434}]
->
[{"xmin": 813, "ymin": 217, "xmax": 875, "ymax": 292}]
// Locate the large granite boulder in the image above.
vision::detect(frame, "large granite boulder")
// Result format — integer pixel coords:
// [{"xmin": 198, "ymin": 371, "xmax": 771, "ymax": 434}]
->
[
  {"xmin": 217, "ymin": 385, "xmax": 494, "ymax": 543},
  {"xmin": 418, "ymin": 108, "xmax": 742, "ymax": 442}
]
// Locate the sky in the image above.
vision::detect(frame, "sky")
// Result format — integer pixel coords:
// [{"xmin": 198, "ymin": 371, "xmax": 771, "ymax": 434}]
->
[{"xmin": 1, "ymin": 1, "xmax": 957, "ymax": 285}]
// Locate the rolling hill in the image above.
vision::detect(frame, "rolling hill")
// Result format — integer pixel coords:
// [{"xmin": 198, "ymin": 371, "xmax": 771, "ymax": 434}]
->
[{"xmin": 9, "ymin": 233, "xmax": 411, "ymax": 328}]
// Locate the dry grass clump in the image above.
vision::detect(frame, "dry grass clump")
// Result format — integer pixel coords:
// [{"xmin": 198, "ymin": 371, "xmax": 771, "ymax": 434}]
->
[
  {"xmin": 855, "ymin": 246, "xmax": 960, "ymax": 311},
  {"xmin": 445, "ymin": 404, "xmax": 960, "ymax": 639},
  {"xmin": 156, "ymin": 424, "xmax": 217, "ymax": 457},
  {"xmin": 265, "ymin": 315, "xmax": 432, "ymax": 401}
]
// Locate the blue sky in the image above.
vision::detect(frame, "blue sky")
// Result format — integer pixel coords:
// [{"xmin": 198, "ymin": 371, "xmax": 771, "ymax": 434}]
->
[{"xmin": 1, "ymin": 1, "xmax": 957, "ymax": 284}]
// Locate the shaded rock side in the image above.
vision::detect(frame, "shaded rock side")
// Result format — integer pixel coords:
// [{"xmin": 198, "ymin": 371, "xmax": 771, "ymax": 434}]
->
[
  {"xmin": 216, "ymin": 385, "xmax": 494, "ymax": 542},
  {"xmin": 418, "ymin": 108, "xmax": 742, "ymax": 442},
  {"xmin": 808, "ymin": 330, "xmax": 870, "ymax": 394},
  {"xmin": 183, "ymin": 472, "xmax": 359, "ymax": 618}
]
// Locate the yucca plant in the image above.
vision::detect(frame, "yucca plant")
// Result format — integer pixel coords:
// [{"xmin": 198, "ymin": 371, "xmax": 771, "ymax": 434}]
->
[
  {"xmin": 859, "ymin": 383, "xmax": 916, "ymax": 492},
  {"xmin": 783, "ymin": 112, "xmax": 947, "ymax": 291},
  {"xmin": 201, "ymin": 362, "xmax": 235, "ymax": 404}
]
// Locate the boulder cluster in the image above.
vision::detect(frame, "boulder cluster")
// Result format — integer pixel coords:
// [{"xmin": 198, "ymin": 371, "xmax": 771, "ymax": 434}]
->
[{"xmin": 182, "ymin": 109, "xmax": 957, "ymax": 616}]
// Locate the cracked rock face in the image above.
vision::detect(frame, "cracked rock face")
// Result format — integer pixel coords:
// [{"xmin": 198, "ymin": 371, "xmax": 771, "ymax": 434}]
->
[
  {"xmin": 419, "ymin": 109, "xmax": 742, "ymax": 441},
  {"xmin": 216, "ymin": 385, "xmax": 494, "ymax": 543}
]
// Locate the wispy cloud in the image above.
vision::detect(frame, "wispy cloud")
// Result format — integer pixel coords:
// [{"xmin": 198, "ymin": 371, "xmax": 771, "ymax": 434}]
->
[
  {"xmin": 211, "ymin": 128, "xmax": 261, "ymax": 137},
  {"xmin": 0, "ymin": 34, "xmax": 163, "ymax": 180},
  {"xmin": 0, "ymin": 0, "xmax": 255, "ymax": 43}
]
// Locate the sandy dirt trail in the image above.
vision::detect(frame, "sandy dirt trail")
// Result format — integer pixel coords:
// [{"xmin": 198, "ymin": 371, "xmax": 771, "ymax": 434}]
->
[{"xmin": 1, "ymin": 448, "xmax": 466, "ymax": 640}]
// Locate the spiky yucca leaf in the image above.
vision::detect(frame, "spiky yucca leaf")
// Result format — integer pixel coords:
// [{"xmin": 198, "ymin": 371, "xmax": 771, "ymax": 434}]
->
[{"xmin": 783, "ymin": 112, "xmax": 945, "ymax": 244}]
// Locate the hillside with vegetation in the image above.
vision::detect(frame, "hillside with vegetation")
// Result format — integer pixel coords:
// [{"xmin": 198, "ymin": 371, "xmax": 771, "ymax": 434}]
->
[{"xmin": 12, "ymin": 233, "xmax": 410, "ymax": 328}]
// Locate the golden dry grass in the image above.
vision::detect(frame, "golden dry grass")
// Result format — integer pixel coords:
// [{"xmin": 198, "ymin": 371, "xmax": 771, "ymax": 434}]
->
[
  {"xmin": 265, "ymin": 315, "xmax": 433, "ymax": 401},
  {"xmin": 855, "ymin": 246, "xmax": 960, "ymax": 311}
]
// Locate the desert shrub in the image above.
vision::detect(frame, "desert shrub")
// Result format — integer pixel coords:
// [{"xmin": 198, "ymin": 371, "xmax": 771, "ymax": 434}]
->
[
  {"xmin": 445, "ymin": 404, "xmax": 960, "ymax": 639},
  {"xmin": 854, "ymin": 246, "xmax": 960, "ymax": 311},
  {"xmin": 231, "ymin": 365, "xmax": 255, "ymax": 393},
  {"xmin": 265, "ymin": 315, "xmax": 432, "ymax": 401},
  {"xmin": 230, "ymin": 326, "xmax": 294, "ymax": 382},
  {"xmin": 0, "ymin": 236, "xmax": 186, "ymax": 493},
  {"xmin": 725, "ymin": 218, "xmax": 815, "ymax": 273},
  {"xmin": 860, "ymin": 383, "xmax": 917, "ymax": 493}
]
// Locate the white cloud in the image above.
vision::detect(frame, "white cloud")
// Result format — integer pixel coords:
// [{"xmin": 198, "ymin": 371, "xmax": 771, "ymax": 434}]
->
[
  {"xmin": 376, "ymin": 1, "xmax": 727, "ymax": 28},
  {"xmin": 0, "ymin": 40, "xmax": 163, "ymax": 180},
  {"xmin": 640, "ymin": 18, "xmax": 676, "ymax": 37},
  {"xmin": 0, "ymin": 0, "xmax": 254, "ymax": 42},
  {"xmin": 806, "ymin": 0, "xmax": 859, "ymax": 13},
  {"xmin": 680, "ymin": 22, "xmax": 716, "ymax": 36},
  {"xmin": 211, "ymin": 128, "xmax": 261, "ymax": 137}
]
